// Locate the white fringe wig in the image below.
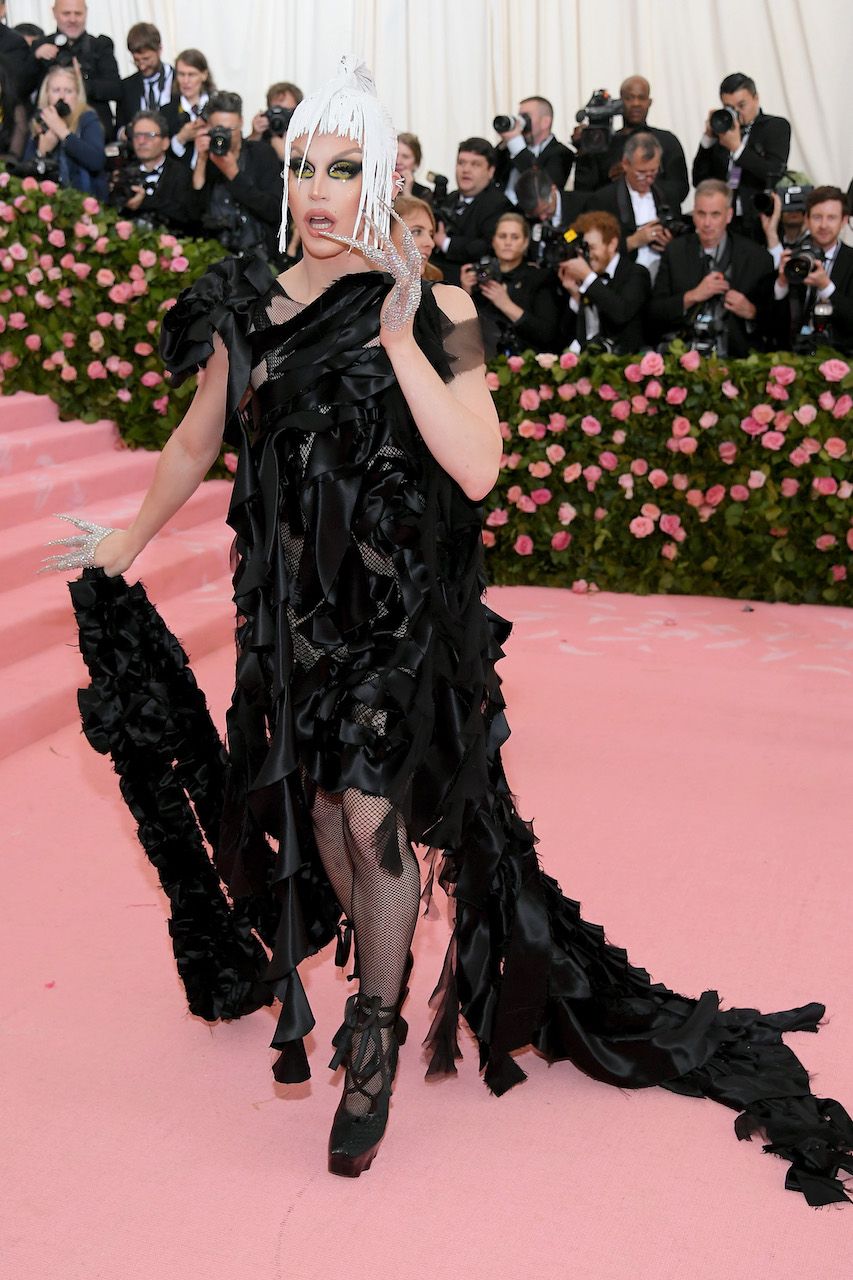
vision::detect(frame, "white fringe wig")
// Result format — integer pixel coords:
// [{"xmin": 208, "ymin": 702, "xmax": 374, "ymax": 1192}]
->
[{"xmin": 279, "ymin": 55, "xmax": 397, "ymax": 253}]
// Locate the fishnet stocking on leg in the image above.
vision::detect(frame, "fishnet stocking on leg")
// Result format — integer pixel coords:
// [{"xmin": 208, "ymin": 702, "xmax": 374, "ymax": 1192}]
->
[{"xmin": 310, "ymin": 785, "xmax": 420, "ymax": 1117}]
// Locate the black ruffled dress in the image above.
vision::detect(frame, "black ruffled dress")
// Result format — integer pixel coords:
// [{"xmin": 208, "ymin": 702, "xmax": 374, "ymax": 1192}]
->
[{"xmin": 69, "ymin": 252, "xmax": 853, "ymax": 1206}]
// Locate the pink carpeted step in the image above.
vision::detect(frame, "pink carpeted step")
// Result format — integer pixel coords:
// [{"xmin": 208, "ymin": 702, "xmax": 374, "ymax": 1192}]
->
[
  {"xmin": 0, "ymin": 517, "xmax": 234, "ymax": 668},
  {"xmin": 0, "ymin": 391, "xmax": 61, "ymax": 434},
  {"xmin": 0, "ymin": 418, "xmax": 120, "ymax": 476},
  {"xmin": 1, "ymin": 480, "xmax": 231, "ymax": 592},
  {"xmin": 0, "ymin": 571, "xmax": 235, "ymax": 760},
  {"xmin": 0, "ymin": 448, "xmax": 160, "ymax": 530}
]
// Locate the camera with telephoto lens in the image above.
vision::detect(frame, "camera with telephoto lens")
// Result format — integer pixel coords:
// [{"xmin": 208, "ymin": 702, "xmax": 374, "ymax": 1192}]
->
[
  {"xmin": 656, "ymin": 203, "xmax": 691, "ymax": 238},
  {"xmin": 784, "ymin": 237, "xmax": 826, "ymax": 283},
  {"xmin": 493, "ymin": 112, "xmax": 532, "ymax": 134},
  {"xmin": 208, "ymin": 125, "xmax": 232, "ymax": 157},
  {"xmin": 264, "ymin": 105, "xmax": 294, "ymax": 137},
  {"xmin": 33, "ymin": 98, "xmax": 71, "ymax": 133},
  {"xmin": 473, "ymin": 254, "xmax": 502, "ymax": 285},
  {"xmin": 530, "ymin": 223, "xmax": 580, "ymax": 270},
  {"xmin": 710, "ymin": 106, "xmax": 738, "ymax": 136},
  {"xmin": 575, "ymin": 90, "xmax": 623, "ymax": 156}
]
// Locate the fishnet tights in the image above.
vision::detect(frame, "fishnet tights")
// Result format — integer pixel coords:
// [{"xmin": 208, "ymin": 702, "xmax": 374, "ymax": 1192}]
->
[{"xmin": 311, "ymin": 785, "xmax": 420, "ymax": 1115}]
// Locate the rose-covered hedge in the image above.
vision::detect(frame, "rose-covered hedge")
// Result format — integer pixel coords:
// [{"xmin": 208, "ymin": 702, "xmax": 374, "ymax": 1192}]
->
[
  {"xmin": 483, "ymin": 346, "xmax": 852, "ymax": 605},
  {"xmin": 0, "ymin": 171, "xmax": 225, "ymax": 451}
]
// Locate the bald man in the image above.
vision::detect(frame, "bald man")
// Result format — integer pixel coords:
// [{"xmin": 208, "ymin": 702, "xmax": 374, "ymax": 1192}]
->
[
  {"xmin": 33, "ymin": 1, "xmax": 121, "ymax": 138},
  {"xmin": 574, "ymin": 75, "xmax": 688, "ymax": 207}
]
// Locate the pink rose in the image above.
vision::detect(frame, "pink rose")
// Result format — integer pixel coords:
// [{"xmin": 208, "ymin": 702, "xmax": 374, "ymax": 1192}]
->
[
  {"xmin": 507, "ymin": 485, "xmax": 522, "ymax": 503},
  {"xmin": 576, "ymin": 377, "xmax": 592, "ymax": 395},
  {"xmin": 9, "ymin": 242, "xmax": 27, "ymax": 261},
  {"xmin": 37, "ymin": 203, "xmax": 54, "ymax": 223},
  {"xmin": 788, "ymin": 446, "xmax": 809, "ymax": 467},
  {"xmin": 639, "ymin": 351, "xmax": 664, "ymax": 377},
  {"xmin": 486, "ymin": 508, "xmax": 509, "ymax": 527},
  {"xmin": 88, "ymin": 330, "xmax": 105, "ymax": 352},
  {"xmin": 531, "ymin": 487, "xmax": 552, "ymax": 505},
  {"xmin": 24, "ymin": 333, "xmax": 42, "ymax": 351},
  {"xmin": 780, "ymin": 478, "xmax": 799, "ymax": 497},
  {"xmin": 60, "ymin": 365, "xmax": 77, "ymax": 382},
  {"xmin": 747, "ymin": 469, "xmax": 766, "ymax": 489},
  {"xmin": 485, "ymin": 371, "xmax": 500, "ymax": 391},
  {"xmin": 648, "ymin": 468, "xmax": 668, "ymax": 489},
  {"xmin": 640, "ymin": 503, "xmax": 660, "ymax": 520},
  {"xmin": 141, "ymin": 370, "xmax": 163, "ymax": 388},
  {"xmin": 660, "ymin": 513, "xmax": 683, "ymax": 537},
  {"xmin": 611, "ymin": 428, "xmax": 626, "ymax": 445},
  {"xmin": 550, "ymin": 531, "xmax": 571, "ymax": 551},
  {"xmin": 598, "ymin": 450, "xmax": 618, "ymax": 471},
  {"xmin": 514, "ymin": 535, "xmax": 534, "ymax": 556},
  {"xmin": 82, "ymin": 196, "xmax": 100, "ymax": 215},
  {"xmin": 34, "ymin": 290, "xmax": 54, "ymax": 309},
  {"xmin": 824, "ymin": 437, "xmax": 847, "ymax": 459},
  {"xmin": 594, "ymin": 506, "xmax": 607, "ymax": 521},
  {"xmin": 774, "ymin": 411, "xmax": 792, "ymax": 430},
  {"xmin": 672, "ymin": 473, "xmax": 689, "ymax": 491},
  {"xmin": 94, "ymin": 237, "xmax": 109, "ymax": 254},
  {"xmin": 699, "ymin": 411, "xmax": 718, "ymax": 429},
  {"xmin": 740, "ymin": 416, "xmax": 763, "ymax": 436},
  {"xmin": 832, "ymin": 394, "xmax": 852, "ymax": 419},
  {"xmin": 115, "ymin": 220, "xmax": 134, "ymax": 240},
  {"xmin": 686, "ymin": 489, "xmax": 704, "ymax": 507},
  {"xmin": 679, "ymin": 349, "xmax": 701, "ymax": 371},
  {"xmin": 848, "ymin": 529, "xmax": 853, "ymax": 552},
  {"xmin": 618, "ymin": 474, "xmax": 634, "ymax": 493},
  {"xmin": 611, "ymin": 399, "xmax": 631, "ymax": 421},
  {"xmin": 518, "ymin": 419, "xmax": 537, "ymax": 438},
  {"xmin": 819, "ymin": 358, "xmax": 850, "ymax": 383},
  {"xmin": 815, "ymin": 534, "xmax": 838, "ymax": 551},
  {"xmin": 482, "ymin": 529, "xmax": 496, "ymax": 548},
  {"xmin": 539, "ymin": 384, "xmax": 553, "ymax": 401},
  {"xmin": 95, "ymin": 311, "xmax": 112, "ymax": 327},
  {"xmin": 557, "ymin": 383, "xmax": 576, "ymax": 401},
  {"xmin": 580, "ymin": 414, "xmax": 601, "ymax": 436},
  {"xmin": 831, "ymin": 565, "xmax": 847, "ymax": 583},
  {"xmin": 134, "ymin": 341, "xmax": 154, "ymax": 357},
  {"xmin": 666, "ymin": 385, "xmax": 688, "ymax": 405},
  {"xmin": 558, "ymin": 502, "xmax": 577, "ymax": 525},
  {"xmin": 138, "ymin": 249, "xmax": 158, "ymax": 269},
  {"xmin": 95, "ymin": 268, "xmax": 115, "ymax": 287},
  {"xmin": 751, "ymin": 404, "xmax": 774, "ymax": 425},
  {"xmin": 705, "ymin": 484, "xmax": 726, "ymax": 507},
  {"xmin": 571, "ymin": 579, "xmax": 589, "ymax": 593},
  {"xmin": 838, "ymin": 481, "xmax": 853, "ymax": 499},
  {"xmin": 61, "ymin": 331, "xmax": 76, "ymax": 348},
  {"xmin": 499, "ymin": 422, "xmax": 511, "ymax": 441},
  {"xmin": 770, "ymin": 364, "xmax": 797, "ymax": 385},
  {"xmin": 563, "ymin": 462, "xmax": 582, "ymax": 483},
  {"xmin": 535, "ymin": 352, "xmax": 557, "ymax": 369},
  {"xmin": 818, "ymin": 391, "xmax": 836, "ymax": 412},
  {"xmin": 170, "ymin": 256, "xmax": 190, "ymax": 273},
  {"xmin": 559, "ymin": 351, "xmax": 578, "ymax": 369},
  {"xmin": 802, "ymin": 438, "xmax": 821, "ymax": 455},
  {"xmin": 548, "ymin": 412, "xmax": 567, "ymax": 432},
  {"xmin": 766, "ymin": 383, "xmax": 789, "ymax": 402},
  {"xmin": 597, "ymin": 383, "xmax": 618, "ymax": 401},
  {"xmin": 813, "ymin": 476, "xmax": 839, "ymax": 496},
  {"xmin": 730, "ymin": 485, "xmax": 749, "ymax": 502},
  {"xmin": 582, "ymin": 464, "xmax": 602, "ymax": 490},
  {"xmin": 117, "ymin": 360, "xmax": 133, "ymax": 379},
  {"xmin": 661, "ymin": 542, "xmax": 678, "ymax": 560},
  {"xmin": 8, "ymin": 311, "xmax": 27, "ymax": 330},
  {"xmin": 72, "ymin": 263, "xmax": 91, "ymax": 280},
  {"xmin": 528, "ymin": 461, "xmax": 552, "ymax": 479},
  {"xmin": 722, "ymin": 380, "xmax": 739, "ymax": 399},
  {"xmin": 519, "ymin": 387, "xmax": 540, "ymax": 411},
  {"xmin": 115, "ymin": 388, "xmax": 132, "ymax": 403},
  {"xmin": 629, "ymin": 516, "xmax": 655, "ymax": 538},
  {"xmin": 507, "ymin": 355, "xmax": 525, "ymax": 372},
  {"xmin": 630, "ymin": 458, "xmax": 648, "ymax": 476},
  {"xmin": 631, "ymin": 395, "xmax": 648, "ymax": 414},
  {"xmin": 760, "ymin": 431, "xmax": 785, "ymax": 451},
  {"xmin": 545, "ymin": 443, "xmax": 565, "ymax": 464},
  {"xmin": 645, "ymin": 378, "xmax": 663, "ymax": 399},
  {"xmin": 624, "ymin": 363, "xmax": 643, "ymax": 383},
  {"xmin": 47, "ymin": 228, "xmax": 65, "ymax": 248},
  {"xmin": 108, "ymin": 282, "xmax": 134, "ymax": 305},
  {"xmin": 86, "ymin": 360, "xmax": 108, "ymax": 380},
  {"xmin": 671, "ymin": 416, "xmax": 691, "ymax": 438},
  {"xmin": 159, "ymin": 233, "xmax": 178, "ymax": 248},
  {"xmin": 517, "ymin": 495, "xmax": 536, "ymax": 513}
]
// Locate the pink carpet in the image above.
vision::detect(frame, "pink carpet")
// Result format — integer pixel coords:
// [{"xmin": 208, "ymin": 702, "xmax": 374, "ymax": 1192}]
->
[{"xmin": 3, "ymin": 398, "xmax": 852, "ymax": 1279}]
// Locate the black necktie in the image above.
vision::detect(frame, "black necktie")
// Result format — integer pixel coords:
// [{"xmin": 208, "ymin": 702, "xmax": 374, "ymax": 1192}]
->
[{"xmin": 596, "ymin": 273, "xmax": 611, "ymax": 285}]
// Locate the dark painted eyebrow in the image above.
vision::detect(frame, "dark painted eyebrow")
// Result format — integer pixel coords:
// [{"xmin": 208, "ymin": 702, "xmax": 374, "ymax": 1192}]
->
[{"xmin": 291, "ymin": 147, "xmax": 363, "ymax": 161}]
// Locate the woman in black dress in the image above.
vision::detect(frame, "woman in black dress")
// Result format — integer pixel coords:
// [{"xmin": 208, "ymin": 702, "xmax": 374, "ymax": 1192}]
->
[
  {"xmin": 460, "ymin": 211, "xmax": 561, "ymax": 357},
  {"xmin": 49, "ymin": 57, "xmax": 853, "ymax": 1200}
]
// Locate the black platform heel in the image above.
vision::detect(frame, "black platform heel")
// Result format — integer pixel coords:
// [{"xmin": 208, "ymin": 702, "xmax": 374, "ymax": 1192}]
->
[{"xmin": 328, "ymin": 993, "xmax": 403, "ymax": 1177}]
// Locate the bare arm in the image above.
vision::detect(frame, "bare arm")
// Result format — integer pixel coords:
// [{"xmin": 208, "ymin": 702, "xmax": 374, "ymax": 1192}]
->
[
  {"xmin": 382, "ymin": 284, "xmax": 501, "ymax": 502},
  {"xmin": 94, "ymin": 337, "xmax": 230, "ymax": 575}
]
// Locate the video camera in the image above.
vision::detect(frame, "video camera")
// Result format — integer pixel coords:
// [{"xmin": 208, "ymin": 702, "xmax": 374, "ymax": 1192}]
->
[{"xmin": 575, "ymin": 90, "xmax": 623, "ymax": 156}]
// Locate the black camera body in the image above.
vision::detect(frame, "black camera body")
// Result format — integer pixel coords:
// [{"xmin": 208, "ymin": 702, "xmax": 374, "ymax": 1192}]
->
[
  {"xmin": 33, "ymin": 98, "xmax": 71, "ymax": 133},
  {"xmin": 474, "ymin": 255, "xmax": 502, "ymax": 285},
  {"xmin": 575, "ymin": 90, "xmax": 623, "ymax": 156},
  {"xmin": 426, "ymin": 172, "xmax": 449, "ymax": 205},
  {"xmin": 785, "ymin": 237, "xmax": 826, "ymax": 283},
  {"xmin": 657, "ymin": 203, "xmax": 691, "ymax": 238},
  {"xmin": 710, "ymin": 106, "xmax": 738, "ymax": 136},
  {"xmin": 530, "ymin": 223, "xmax": 583, "ymax": 270},
  {"xmin": 208, "ymin": 125, "xmax": 232, "ymax": 157},
  {"xmin": 264, "ymin": 106, "xmax": 294, "ymax": 137}
]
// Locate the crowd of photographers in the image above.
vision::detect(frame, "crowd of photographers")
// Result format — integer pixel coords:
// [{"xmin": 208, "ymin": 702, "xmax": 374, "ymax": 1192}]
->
[{"xmin": 1, "ymin": 3, "xmax": 851, "ymax": 357}]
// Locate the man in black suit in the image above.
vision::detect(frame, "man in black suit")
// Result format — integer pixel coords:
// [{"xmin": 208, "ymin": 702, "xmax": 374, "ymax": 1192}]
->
[
  {"xmin": 649, "ymin": 179, "xmax": 775, "ymax": 356},
  {"xmin": 773, "ymin": 186, "xmax": 853, "ymax": 355},
  {"xmin": 557, "ymin": 209, "xmax": 652, "ymax": 355},
  {"xmin": 692, "ymin": 72, "xmax": 791, "ymax": 241},
  {"xmin": 494, "ymin": 96, "xmax": 574, "ymax": 204},
  {"xmin": 585, "ymin": 133, "xmax": 685, "ymax": 285},
  {"xmin": 113, "ymin": 110, "xmax": 197, "ymax": 234},
  {"xmin": 515, "ymin": 168, "xmax": 587, "ymax": 265},
  {"xmin": 33, "ymin": 1, "xmax": 121, "ymax": 139},
  {"xmin": 0, "ymin": 0, "xmax": 40, "ymax": 100},
  {"xmin": 574, "ymin": 75, "xmax": 688, "ymax": 206},
  {"xmin": 431, "ymin": 137, "xmax": 512, "ymax": 286},
  {"xmin": 115, "ymin": 23, "xmax": 175, "ymax": 137}
]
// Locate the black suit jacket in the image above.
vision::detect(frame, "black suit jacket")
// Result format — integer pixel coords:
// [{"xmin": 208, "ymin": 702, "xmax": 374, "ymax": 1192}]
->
[
  {"xmin": 198, "ymin": 139, "xmax": 284, "ymax": 260},
  {"xmin": 575, "ymin": 123, "xmax": 689, "ymax": 206},
  {"xmin": 648, "ymin": 231, "xmax": 774, "ymax": 355},
  {"xmin": 120, "ymin": 155, "xmax": 199, "ymax": 234},
  {"xmin": 772, "ymin": 242, "xmax": 853, "ymax": 356},
  {"xmin": 431, "ymin": 183, "xmax": 513, "ymax": 286},
  {"xmin": 584, "ymin": 178, "xmax": 678, "ymax": 246},
  {"xmin": 494, "ymin": 135, "xmax": 574, "ymax": 194},
  {"xmin": 0, "ymin": 25, "xmax": 40, "ymax": 99},
  {"xmin": 560, "ymin": 254, "xmax": 652, "ymax": 355},
  {"xmin": 34, "ymin": 31, "xmax": 122, "ymax": 139},
  {"xmin": 692, "ymin": 111, "xmax": 791, "ymax": 232},
  {"xmin": 115, "ymin": 70, "xmax": 177, "ymax": 134}
]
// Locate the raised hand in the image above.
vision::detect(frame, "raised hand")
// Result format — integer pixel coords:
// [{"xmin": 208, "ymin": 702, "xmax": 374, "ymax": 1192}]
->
[
  {"xmin": 320, "ymin": 200, "xmax": 422, "ymax": 335},
  {"xmin": 41, "ymin": 513, "xmax": 118, "ymax": 575}
]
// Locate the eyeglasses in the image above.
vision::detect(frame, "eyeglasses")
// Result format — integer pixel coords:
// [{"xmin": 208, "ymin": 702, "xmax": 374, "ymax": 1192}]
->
[{"xmin": 131, "ymin": 131, "xmax": 163, "ymax": 140}]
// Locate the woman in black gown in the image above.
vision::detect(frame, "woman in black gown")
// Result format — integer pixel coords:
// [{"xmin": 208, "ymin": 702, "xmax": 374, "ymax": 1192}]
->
[{"xmin": 50, "ymin": 58, "xmax": 853, "ymax": 1201}]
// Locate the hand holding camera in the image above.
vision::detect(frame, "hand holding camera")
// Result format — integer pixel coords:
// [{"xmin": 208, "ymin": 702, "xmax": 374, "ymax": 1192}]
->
[
  {"xmin": 686, "ymin": 270, "xmax": 729, "ymax": 307},
  {"xmin": 707, "ymin": 106, "xmax": 741, "ymax": 152},
  {"xmin": 723, "ymin": 288, "xmax": 755, "ymax": 320}
]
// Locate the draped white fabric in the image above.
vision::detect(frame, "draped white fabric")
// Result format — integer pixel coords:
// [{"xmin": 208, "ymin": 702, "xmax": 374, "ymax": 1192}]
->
[{"xmin": 8, "ymin": 0, "xmax": 851, "ymax": 193}]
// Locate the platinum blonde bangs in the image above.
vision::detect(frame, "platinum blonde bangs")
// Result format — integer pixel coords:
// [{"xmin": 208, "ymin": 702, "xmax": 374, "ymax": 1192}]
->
[{"xmin": 279, "ymin": 55, "xmax": 397, "ymax": 254}]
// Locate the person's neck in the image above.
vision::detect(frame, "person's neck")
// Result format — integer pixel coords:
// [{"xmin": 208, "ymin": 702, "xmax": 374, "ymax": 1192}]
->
[
  {"xmin": 280, "ymin": 247, "xmax": 375, "ymax": 304},
  {"xmin": 141, "ymin": 155, "xmax": 165, "ymax": 171},
  {"xmin": 499, "ymin": 257, "xmax": 523, "ymax": 274}
]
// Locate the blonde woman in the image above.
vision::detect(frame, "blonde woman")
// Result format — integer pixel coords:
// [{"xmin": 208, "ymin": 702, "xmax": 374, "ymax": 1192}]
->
[{"xmin": 24, "ymin": 63, "xmax": 106, "ymax": 197}]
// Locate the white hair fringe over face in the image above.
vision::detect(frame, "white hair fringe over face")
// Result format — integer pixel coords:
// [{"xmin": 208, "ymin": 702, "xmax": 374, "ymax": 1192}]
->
[{"xmin": 279, "ymin": 55, "xmax": 397, "ymax": 254}]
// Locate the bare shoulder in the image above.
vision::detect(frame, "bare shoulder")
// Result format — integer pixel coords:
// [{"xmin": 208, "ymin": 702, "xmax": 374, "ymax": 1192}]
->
[{"xmin": 432, "ymin": 283, "xmax": 477, "ymax": 324}]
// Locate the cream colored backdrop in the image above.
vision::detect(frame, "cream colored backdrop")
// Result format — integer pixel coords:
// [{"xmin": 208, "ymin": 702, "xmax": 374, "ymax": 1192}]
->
[{"xmin": 8, "ymin": 0, "xmax": 851, "ymax": 196}]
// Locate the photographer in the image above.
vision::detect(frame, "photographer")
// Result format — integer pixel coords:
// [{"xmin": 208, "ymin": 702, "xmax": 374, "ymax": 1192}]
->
[
  {"xmin": 515, "ymin": 167, "xmax": 587, "ymax": 265},
  {"xmin": 574, "ymin": 75, "xmax": 688, "ymax": 206},
  {"xmin": 494, "ymin": 96, "xmax": 574, "ymax": 204},
  {"xmin": 585, "ymin": 133, "xmax": 685, "ymax": 284},
  {"xmin": 23, "ymin": 62, "xmax": 106, "ymax": 197},
  {"xmin": 113, "ymin": 110, "xmax": 197, "ymax": 234},
  {"xmin": 115, "ymin": 23, "xmax": 175, "ymax": 136},
  {"xmin": 649, "ymin": 179, "xmax": 774, "ymax": 356},
  {"xmin": 395, "ymin": 132, "xmax": 432, "ymax": 201},
  {"xmin": 773, "ymin": 186, "xmax": 853, "ymax": 355},
  {"xmin": 0, "ymin": 0, "xmax": 40, "ymax": 100},
  {"xmin": 430, "ymin": 137, "xmax": 512, "ymax": 286},
  {"xmin": 168, "ymin": 50, "xmax": 214, "ymax": 167},
  {"xmin": 0, "ymin": 62, "xmax": 27, "ymax": 160},
  {"xmin": 759, "ymin": 185, "xmax": 811, "ymax": 269},
  {"xmin": 692, "ymin": 73, "xmax": 791, "ymax": 240},
  {"xmin": 193, "ymin": 90, "xmax": 284, "ymax": 264},
  {"xmin": 248, "ymin": 81, "xmax": 302, "ymax": 162},
  {"xmin": 33, "ymin": 2, "xmax": 121, "ymax": 140},
  {"xmin": 459, "ymin": 211, "xmax": 561, "ymax": 358},
  {"xmin": 557, "ymin": 210, "xmax": 651, "ymax": 355}
]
